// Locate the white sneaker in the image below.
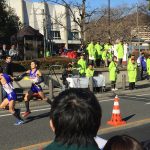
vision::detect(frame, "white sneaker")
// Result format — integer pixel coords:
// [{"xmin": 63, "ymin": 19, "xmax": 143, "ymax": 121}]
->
[{"xmin": 111, "ymin": 88, "xmax": 115, "ymax": 91}]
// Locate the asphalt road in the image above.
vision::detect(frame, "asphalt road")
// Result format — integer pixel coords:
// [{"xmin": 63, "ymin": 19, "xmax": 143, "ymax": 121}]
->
[{"xmin": 0, "ymin": 92, "xmax": 150, "ymax": 150}]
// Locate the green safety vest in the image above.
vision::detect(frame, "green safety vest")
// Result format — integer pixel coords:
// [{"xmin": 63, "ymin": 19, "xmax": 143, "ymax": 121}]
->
[
  {"xmin": 77, "ymin": 58, "xmax": 87, "ymax": 75},
  {"xmin": 147, "ymin": 58, "xmax": 150, "ymax": 75},
  {"xmin": 46, "ymin": 50, "xmax": 50, "ymax": 57},
  {"xmin": 86, "ymin": 68, "xmax": 94, "ymax": 77},
  {"xmin": 102, "ymin": 51, "xmax": 112, "ymax": 61},
  {"xmin": 86, "ymin": 43, "xmax": 96, "ymax": 58},
  {"xmin": 116, "ymin": 43, "xmax": 124, "ymax": 59},
  {"xmin": 109, "ymin": 61, "xmax": 117, "ymax": 81},
  {"xmin": 127, "ymin": 62, "xmax": 137, "ymax": 82},
  {"xmin": 94, "ymin": 44, "xmax": 103, "ymax": 59},
  {"xmin": 104, "ymin": 44, "xmax": 112, "ymax": 51}
]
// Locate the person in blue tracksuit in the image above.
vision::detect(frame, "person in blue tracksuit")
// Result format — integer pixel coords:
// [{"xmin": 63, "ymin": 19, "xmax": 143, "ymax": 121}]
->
[{"xmin": 0, "ymin": 67, "xmax": 24, "ymax": 125}]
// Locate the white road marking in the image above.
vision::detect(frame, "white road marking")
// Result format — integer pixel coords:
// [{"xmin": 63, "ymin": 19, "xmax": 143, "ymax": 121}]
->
[
  {"xmin": 0, "ymin": 108, "xmax": 50, "ymax": 118},
  {"xmin": 146, "ymin": 102, "xmax": 150, "ymax": 105},
  {"xmin": 136, "ymin": 93, "xmax": 150, "ymax": 96},
  {"xmin": 121, "ymin": 96, "xmax": 149, "ymax": 100},
  {"xmin": 99, "ymin": 99, "xmax": 113, "ymax": 102}
]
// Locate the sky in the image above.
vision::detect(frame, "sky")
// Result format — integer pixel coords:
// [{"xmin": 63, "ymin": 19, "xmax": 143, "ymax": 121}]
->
[{"xmin": 30, "ymin": 0, "xmax": 144, "ymax": 9}]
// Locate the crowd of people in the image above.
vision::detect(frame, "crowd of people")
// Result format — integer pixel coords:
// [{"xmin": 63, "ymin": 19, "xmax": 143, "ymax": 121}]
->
[
  {"xmin": 61, "ymin": 39, "xmax": 150, "ymax": 91},
  {"xmin": 0, "ymin": 44, "xmax": 19, "ymax": 60}
]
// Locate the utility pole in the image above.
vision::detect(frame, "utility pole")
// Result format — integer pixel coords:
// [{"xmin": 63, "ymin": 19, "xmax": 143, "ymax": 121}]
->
[
  {"xmin": 81, "ymin": 0, "xmax": 86, "ymax": 44},
  {"xmin": 42, "ymin": 8, "xmax": 46, "ymax": 58},
  {"xmin": 108, "ymin": 0, "xmax": 111, "ymax": 42},
  {"xmin": 136, "ymin": 3, "xmax": 140, "ymax": 55},
  {"xmin": 43, "ymin": 0, "xmax": 48, "ymax": 57}
]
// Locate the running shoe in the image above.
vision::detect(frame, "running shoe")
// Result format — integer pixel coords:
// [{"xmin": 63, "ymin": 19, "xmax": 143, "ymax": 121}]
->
[
  {"xmin": 14, "ymin": 120, "xmax": 24, "ymax": 126},
  {"xmin": 22, "ymin": 111, "xmax": 31, "ymax": 117}
]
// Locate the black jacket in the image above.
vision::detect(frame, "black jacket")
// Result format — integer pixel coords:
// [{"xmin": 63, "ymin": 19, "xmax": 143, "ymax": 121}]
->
[{"xmin": 2, "ymin": 62, "xmax": 13, "ymax": 76}]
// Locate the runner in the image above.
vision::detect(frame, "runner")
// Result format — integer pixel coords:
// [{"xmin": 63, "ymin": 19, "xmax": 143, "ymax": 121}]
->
[
  {"xmin": 15, "ymin": 60, "xmax": 51, "ymax": 117},
  {"xmin": 0, "ymin": 67, "xmax": 24, "ymax": 125}
]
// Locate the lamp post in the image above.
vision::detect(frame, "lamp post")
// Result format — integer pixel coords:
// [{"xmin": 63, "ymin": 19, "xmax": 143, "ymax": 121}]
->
[{"xmin": 136, "ymin": 3, "xmax": 140, "ymax": 55}]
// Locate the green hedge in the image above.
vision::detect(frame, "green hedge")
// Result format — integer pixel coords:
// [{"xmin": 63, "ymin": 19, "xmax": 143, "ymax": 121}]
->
[{"xmin": 0, "ymin": 56, "xmax": 73, "ymax": 72}]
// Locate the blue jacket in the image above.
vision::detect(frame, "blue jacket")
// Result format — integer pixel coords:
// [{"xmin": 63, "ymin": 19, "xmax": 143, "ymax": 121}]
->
[{"xmin": 137, "ymin": 56, "xmax": 147, "ymax": 71}]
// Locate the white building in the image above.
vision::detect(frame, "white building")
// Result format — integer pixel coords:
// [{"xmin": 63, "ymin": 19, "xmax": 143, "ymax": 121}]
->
[{"xmin": 6, "ymin": 0, "xmax": 81, "ymax": 50}]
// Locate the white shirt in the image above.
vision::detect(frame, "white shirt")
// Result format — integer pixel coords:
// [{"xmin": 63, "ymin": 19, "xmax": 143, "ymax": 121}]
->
[{"xmin": 94, "ymin": 136, "xmax": 107, "ymax": 150}]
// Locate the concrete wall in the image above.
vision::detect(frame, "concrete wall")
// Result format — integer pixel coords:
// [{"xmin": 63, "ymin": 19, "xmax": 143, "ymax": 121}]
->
[{"xmin": 13, "ymin": 70, "xmax": 129, "ymax": 89}]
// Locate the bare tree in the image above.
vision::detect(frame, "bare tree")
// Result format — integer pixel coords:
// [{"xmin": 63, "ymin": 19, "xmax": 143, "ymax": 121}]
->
[
  {"xmin": 45, "ymin": 0, "xmax": 99, "ymax": 44},
  {"xmin": 85, "ymin": 3, "xmax": 150, "ymax": 43}
]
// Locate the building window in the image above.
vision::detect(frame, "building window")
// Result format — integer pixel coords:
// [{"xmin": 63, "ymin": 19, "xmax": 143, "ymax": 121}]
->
[
  {"xmin": 51, "ymin": 31, "xmax": 61, "ymax": 40},
  {"xmin": 68, "ymin": 32, "xmax": 79, "ymax": 40}
]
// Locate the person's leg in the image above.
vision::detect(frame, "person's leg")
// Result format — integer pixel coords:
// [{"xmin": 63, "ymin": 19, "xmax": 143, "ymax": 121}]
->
[
  {"xmin": 0, "ymin": 99, "xmax": 9, "ymax": 109},
  {"xmin": 120, "ymin": 58, "xmax": 122, "ymax": 66},
  {"xmin": 129, "ymin": 82, "xmax": 132, "ymax": 90},
  {"xmin": 38, "ymin": 90, "xmax": 52, "ymax": 105},
  {"xmin": 141, "ymin": 68, "xmax": 143, "ymax": 80},
  {"xmin": 132, "ymin": 82, "xmax": 135, "ymax": 89},
  {"xmin": 2, "ymin": 89, "xmax": 7, "ymax": 100},
  {"xmin": 9, "ymin": 100, "xmax": 24, "ymax": 125},
  {"xmin": 111, "ymin": 81, "xmax": 115, "ymax": 90},
  {"xmin": 105, "ymin": 60, "xmax": 108, "ymax": 67},
  {"xmin": 38, "ymin": 91, "xmax": 46, "ymax": 100},
  {"xmin": 24, "ymin": 90, "xmax": 33, "ymax": 113}
]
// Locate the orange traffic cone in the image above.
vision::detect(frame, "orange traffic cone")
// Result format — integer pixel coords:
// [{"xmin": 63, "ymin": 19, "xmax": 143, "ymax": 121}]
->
[{"xmin": 107, "ymin": 95, "xmax": 126, "ymax": 126}]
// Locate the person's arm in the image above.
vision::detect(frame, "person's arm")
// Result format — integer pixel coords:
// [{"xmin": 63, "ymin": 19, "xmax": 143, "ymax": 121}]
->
[
  {"xmin": 14, "ymin": 70, "xmax": 29, "ymax": 81},
  {"xmin": 34, "ymin": 70, "xmax": 44, "ymax": 84},
  {"xmin": 0, "ymin": 75, "xmax": 7, "ymax": 85}
]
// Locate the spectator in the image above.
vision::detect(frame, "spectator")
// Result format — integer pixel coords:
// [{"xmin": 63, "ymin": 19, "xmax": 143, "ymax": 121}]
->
[
  {"xmin": 87, "ymin": 41, "xmax": 96, "ymax": 66},
  {"xmin": 86, "ymin": 63, "xmax": 94, "ymax": 77},
  {"xmin": 2, "ymin": 55, "xmax": 13, "ymax": 77},
  {"xmin": 9, "ymin": 45, "xmax": 18, "ymax": 60},
  {"xmin": 44, "ymin": 88, "xmax": 103, "ymax": 150},
  {"xmin": 95, "ymin": 41, "xmax": 103, "ymax": 67},
  {"xmin": 77, "ymin": 44, "xmax": 85, "ymax": 57},
  {"xmin": 109, "ymin": 56, "xmax": 119, "ymax": 91},
  {"xmin": 146, "ymin": 54, "xmax": 150, "ymax": 80},
  {"xmin": 103, "ymin": 135, "xmax": 143, "ymax": 150},
  {"xmin": 2, "ymin": 44, "xmax": 9, "ymax": 58},
  {"xmin": 77, "ymin": 54, "xmax": 87, "ymax": 77},
  {"xmin": 128, "ymin": 54, "xmax": 135, "ymax": 65},
  {"xmin": 127, "ymin": 58, "xmax": 137, "ymax": 90},
  {"xmin": 137, "ymin": 51, "xmax": 147, "ymax": 80},
  {"xmin": 102, "ymin": 49, "xmax": 112, "ymax": 67},
  {"xmin": 116, "ymin": 39, "xmax": 124, "ymax": 67},
  {"xmin": 61, "ymin": 64, "xmax": 72, "ymax": 89}
]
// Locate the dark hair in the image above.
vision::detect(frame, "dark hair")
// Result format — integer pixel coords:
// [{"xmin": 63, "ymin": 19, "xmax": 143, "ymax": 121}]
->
[
  {"xmin": 113, "ymin": 56, "xmax": 117, "ymax": 60},
  {"xmin": 31, "ymin": 60, "xmax": 39, "ymax": 69},
  {"xmin": 0, "ymin": 67, "xmax": 3, "ymax": 73},
  {"xmin": 103, "ymin": 135, "xmax": 143, "ymax": 150},
  {"xmin": 4, "ymin": 55, "xmax": 11, "ymax": 60},
  {"xmin": 50, "ymin": 88, "xmax": 101, "ymax": 147}
]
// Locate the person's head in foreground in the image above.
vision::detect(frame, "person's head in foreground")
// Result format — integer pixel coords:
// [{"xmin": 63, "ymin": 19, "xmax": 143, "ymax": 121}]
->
[
  {"xmin": 103, "ymin": 135, "xmax": 143, "ymax": 150},
  {"xmin": 48, "ymin": 88, "xmax": 102, "ymax": 149}
]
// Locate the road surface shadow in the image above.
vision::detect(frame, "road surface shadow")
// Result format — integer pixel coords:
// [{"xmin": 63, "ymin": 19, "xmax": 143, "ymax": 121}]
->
[
  {"xmin": 123, "ymin": 114, "xmax": 136, "ymax": 121},
  {"xmin": 23, "ymin": 112, "xmax": 50, "ymax": 124}
]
